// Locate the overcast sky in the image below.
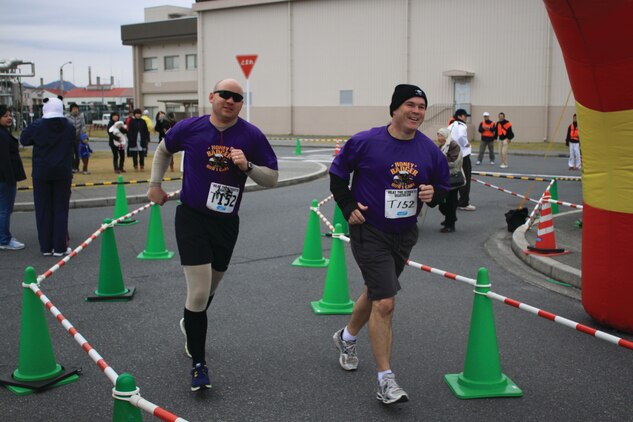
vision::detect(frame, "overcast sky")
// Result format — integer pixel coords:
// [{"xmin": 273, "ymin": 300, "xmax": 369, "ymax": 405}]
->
[{"xmin": 2, "ymin": 0, "xmax": 195, "ymax": 88}]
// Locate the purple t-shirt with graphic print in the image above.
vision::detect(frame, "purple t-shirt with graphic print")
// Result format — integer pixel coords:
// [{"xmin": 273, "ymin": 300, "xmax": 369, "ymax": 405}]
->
[
  {"xmin": 329, "ymin": 126, "xmax": 450, "ymax": 234},
  {"xmin": 164, "ymin": 115, "xmax": 278, "ymax": 217}
]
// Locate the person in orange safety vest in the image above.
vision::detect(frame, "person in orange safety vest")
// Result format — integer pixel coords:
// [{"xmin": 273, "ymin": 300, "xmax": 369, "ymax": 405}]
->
[
  {"xmin": 476, "ymin": 112, "xmax": 496, "ymax": 165},
  {"xmin": 565, "ymin": 113, "xmax": 581, "ymax": 170}
]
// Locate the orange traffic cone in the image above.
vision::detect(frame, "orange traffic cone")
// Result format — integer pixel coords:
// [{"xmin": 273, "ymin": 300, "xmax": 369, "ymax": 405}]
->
[
  {"xmin": 525, "ymin": 191, "xmax": 568, "ymax": 256},
  {"xmin": 333, "ymin": 139, "xmax": 341, "ymax": 156}
]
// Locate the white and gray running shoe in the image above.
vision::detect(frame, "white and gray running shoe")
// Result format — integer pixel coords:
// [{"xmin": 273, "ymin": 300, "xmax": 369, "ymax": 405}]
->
[
  {"xmin": 333, "ymin": 328, "xmax": 358, "ymax": 371},
  {"xmin": 180, "ymin": 318, "xmax": 192, "ymax": 358},
  {"xmin": 377, "ymin": 373, "xmax": 409, "ymax": 404}
]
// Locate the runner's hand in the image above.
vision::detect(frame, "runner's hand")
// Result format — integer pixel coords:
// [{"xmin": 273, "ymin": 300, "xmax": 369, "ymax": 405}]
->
[
  {"xmin": 231, "ymin": 148, "xmax": 248, "ymax": 171},
  {"xmin": 418, "ymin": 184, "xmax": 434, "ymax": 203},
  {"xmin": 148, "ymin": 186, "xmax": 168, "ymax": 206},
  {"xmin": 348, "ymin": 202, "xmax": 368, "ymax": 225}
]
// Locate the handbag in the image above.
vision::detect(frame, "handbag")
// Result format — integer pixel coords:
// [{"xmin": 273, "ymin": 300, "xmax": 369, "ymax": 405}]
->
[
  {"xmin": 449, "ymin": 171, "xmax": 466, "ymax": 189},
  {"xmin": 505, "ymin": 207, "xmax": 528, "ymax": 232}
]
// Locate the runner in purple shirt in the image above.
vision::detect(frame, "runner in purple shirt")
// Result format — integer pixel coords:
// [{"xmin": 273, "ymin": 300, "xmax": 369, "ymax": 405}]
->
[
  {"xmin": 330, "ymin": 84, "xmax": 449, "ymax": 405},
  {"xmin": 164, "ymin": 113, "xmax": 278, "ymax": 217},
  {"xmin": 148, "ymin": 78, "xmax": 278, "ymax": 392}
]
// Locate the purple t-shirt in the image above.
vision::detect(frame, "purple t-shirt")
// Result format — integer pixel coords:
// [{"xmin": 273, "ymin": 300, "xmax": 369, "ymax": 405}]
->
[
  {"xmin": 164, "ymin": 116, "xmax": 278, "ymax": 217},
  {"xmin": 330, "ymin": 126, "xmax": 450, "ymax": 233}
]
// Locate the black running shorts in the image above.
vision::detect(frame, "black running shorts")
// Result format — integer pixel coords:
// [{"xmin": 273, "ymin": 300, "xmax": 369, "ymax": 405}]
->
[
  {"xmin": 175, "ymin": 203, "xmax": 239, "ymax": 271},
  {"xmin": 349, "ymin": 223, "xmax": 418, "ymax": 300}
]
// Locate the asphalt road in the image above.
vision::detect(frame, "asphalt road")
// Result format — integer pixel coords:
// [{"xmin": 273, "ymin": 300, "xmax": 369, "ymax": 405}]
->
[{"xmin": 1, "ymin": 149, "xmax": 631, "ymax": 422}]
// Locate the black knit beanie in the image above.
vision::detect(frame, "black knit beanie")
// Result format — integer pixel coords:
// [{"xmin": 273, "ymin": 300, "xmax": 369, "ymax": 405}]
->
[{"xmin": 389, "ymin": 84, "xmax": 427, "ymax": 116}]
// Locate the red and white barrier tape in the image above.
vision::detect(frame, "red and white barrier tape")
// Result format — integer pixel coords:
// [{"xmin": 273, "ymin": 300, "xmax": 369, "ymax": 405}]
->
[
  {"xmin": 312, "ymin": 207, "xmax": 335, "ymax": 232},
  {"xmin": 545, "ymin": 197, "xmax": 583, "ymax": 209},
  {"xmin": 407, "ymin": 260, "xmax": 633, "ymax": 352},
  {"xmin": 471, "ymin": 171, "xmax": 552, "ymax": 182},
  {"xmin": 113, "ymin": 388, "xmax": 189, "ymax": 422},
  {"xmin": 472, "ymin": 171, "xmax": 581, "ymax": 182},
  {"xmin": 22, "ymin": 190, "xmax": 188, "ymax": 420},
  {"xmin": 317, "ymin": 194, "xmax": 334, "ymax": 207},
  {"xmin": 25, "ymin": 283, "xmax": 119, "ymax": 384},
  {"xmin": 525, "ymin": 180, "xmax": 557, "ymax": 228},
  {"xmin": 314, "ymin": 196, "xmax": 633, "ymax": 352},
  {"xmin": 486, "ymin": 291, "xmax": 633, "ymax": 351},
  {"xmin": 471, "ymin": 177, "xmax": 540, "ymax": 204},
  {"xmin": 36, "ymin": 191, "xmax": 181, "ymax": 285}
]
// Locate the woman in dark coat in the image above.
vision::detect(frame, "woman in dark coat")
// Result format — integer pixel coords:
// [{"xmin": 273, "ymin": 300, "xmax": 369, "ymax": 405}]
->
[
  {"xmin": 126, "ymin": 108, "xmax": 150, "ymax": 171},
  {"xmin": 0, "ymin": 105, "xmax": 27, "ymax": 250}
]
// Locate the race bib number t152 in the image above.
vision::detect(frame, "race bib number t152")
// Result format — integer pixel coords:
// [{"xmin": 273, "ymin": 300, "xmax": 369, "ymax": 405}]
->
[
  {"xmin": 206, "ymin": 182, "xmax": 240, "ymax": 213},
  {"xmin": 384, "ymin": 189, "xmax": 418, "ymax": 219}
]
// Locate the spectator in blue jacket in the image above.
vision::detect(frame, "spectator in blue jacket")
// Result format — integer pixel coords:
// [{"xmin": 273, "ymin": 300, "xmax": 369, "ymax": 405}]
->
[{"xmin": 20, "ymin": 97, "xmax": 75, "ymax": 256}]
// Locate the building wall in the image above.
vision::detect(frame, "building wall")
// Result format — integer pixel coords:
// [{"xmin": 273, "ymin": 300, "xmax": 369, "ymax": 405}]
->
[
  {"xmin": 138, "ymin": 41, "xmax": 198, "ymax": 111},
  {"xmin": 197, "ymin": 0, "xmax": 291, "ymax": 133},
  {"xmin": 190, "ymin": 0, "xmax": 576, "ymax": 140}
]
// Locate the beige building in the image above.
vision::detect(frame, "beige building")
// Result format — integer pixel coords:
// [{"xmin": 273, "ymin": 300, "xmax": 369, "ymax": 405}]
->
[
  {"xmin": 124, "ymin": 0, "xmax": 576, "ymax": 141},
  {"xmin": 122, "ymin": 6, "xmax": 198, "ymax": 120}
]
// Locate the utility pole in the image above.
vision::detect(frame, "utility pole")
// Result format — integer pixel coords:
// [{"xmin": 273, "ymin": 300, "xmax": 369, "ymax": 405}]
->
[{"xmin": 60, "ymin": 61, "xmax": 72, "ymax": 97}]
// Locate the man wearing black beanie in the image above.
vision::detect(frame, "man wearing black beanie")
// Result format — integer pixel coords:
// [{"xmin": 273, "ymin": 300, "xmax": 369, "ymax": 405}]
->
[{"xmin": 329, "ymin": 84, "xmax": 450, "ymax": 404}]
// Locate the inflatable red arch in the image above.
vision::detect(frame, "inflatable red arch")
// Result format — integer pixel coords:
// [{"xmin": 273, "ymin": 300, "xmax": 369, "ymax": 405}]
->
[{"xmin": 544, "ymin": 0, "xmax": 633, "ymax": 332}]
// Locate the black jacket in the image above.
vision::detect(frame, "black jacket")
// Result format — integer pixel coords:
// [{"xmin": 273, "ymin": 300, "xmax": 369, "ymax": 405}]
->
[
  {"xmin": 20, "ymin": 118, "xmax": 74, "ymax": 180},
  {"xmin": 0, "ymin": 127, "xmax": 26, "ymax": 184},
  {"xmin": 126, "ymin": 118, "xmax": 150, "ymax": 152}
]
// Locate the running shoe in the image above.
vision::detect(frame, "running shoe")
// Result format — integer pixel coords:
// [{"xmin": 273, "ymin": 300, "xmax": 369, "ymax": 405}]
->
[
  {"xmin": 377, "ymin": 373, "xmax": 409, "ymax": 404},
  {"xmin": 180, "ymin": 318, "xmax": 192, "ymax": 358},
  {"xmin": 333, "ymin": 328, "xmax": 358, "ymax": 371},
  {"xmin": 0, "ymin": 238, "xmax": 25, "ymax": 250},
  {"xmin": 190, "ymin": 363, "xmax": 211, "ymax": 391}
]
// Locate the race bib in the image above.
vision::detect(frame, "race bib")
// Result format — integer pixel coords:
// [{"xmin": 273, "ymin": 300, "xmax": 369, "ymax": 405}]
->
[
  {"xmin": 206, "ymin": 182, "xmax": 240, "ymax": 213},
  {"xmin": 385, "ymin": 189, "xmax": 418, "ymax": 219}
]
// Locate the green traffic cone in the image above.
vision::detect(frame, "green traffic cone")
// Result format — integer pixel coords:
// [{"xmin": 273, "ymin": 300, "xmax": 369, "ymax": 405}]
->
[
  {"xmin": 295, "ymin": 137, "xmax": 302, "ymax": 155},
  {"xmin": 311, "ymin": 224, "xmax": 354, "ymax": 314},
  {"xmin": 444, "ymin": 267, "xmax": 522, "ymax": 399},
  {"xmin": 113, "ymin": 175, "xmax": 138, "ymax": 226},
  {"xmin": 86, "ymin": 219, "xmax": 135, "ymax": 301},
  {"xmin": 549, "ymin": 178, "xmax": 559, "ymax": 215},
  {"xmin": 292, "ymin": 199, "xmax": 329, "ymax": 268},
  {"xmin": 332, "ymin": 204, "xmax": 349, "ymax": 236},
  {"xmin": 137, "ymin": 203, "xmax": 174, "ymax": 260},
  {"xmin": 0, "ymin": 267, "xmax": 79, "ymax": 395},
  {"xmin": 112, "ymin": 373, "xmax": 142, "ymax": 422}
]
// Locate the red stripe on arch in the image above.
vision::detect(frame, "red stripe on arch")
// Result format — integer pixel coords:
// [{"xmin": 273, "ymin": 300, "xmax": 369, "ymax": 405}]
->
[{"xmin": 544, "ymin": 0, "xmax": 633, "ymax": 111}]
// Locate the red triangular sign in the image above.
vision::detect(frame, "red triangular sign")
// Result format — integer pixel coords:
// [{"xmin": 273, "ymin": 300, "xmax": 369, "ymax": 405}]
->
[{"xmin": 236, "ymin": 55, "xmax": 258, "ymax": 79}]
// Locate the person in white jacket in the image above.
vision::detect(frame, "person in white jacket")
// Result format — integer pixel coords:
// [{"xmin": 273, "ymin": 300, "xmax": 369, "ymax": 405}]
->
[
  {"xmin": 449, "ymin": 109, "xmax": 476, "ymax": 211},
  {"xmin": 108, "ymin": 120, "xmax": 127, "ymax": 173}
]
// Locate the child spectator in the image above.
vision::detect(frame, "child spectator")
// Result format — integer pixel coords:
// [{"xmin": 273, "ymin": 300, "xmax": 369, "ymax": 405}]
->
[{"xmin": 78, "ymin": 133, "xmax": 93, "ymax": 175}]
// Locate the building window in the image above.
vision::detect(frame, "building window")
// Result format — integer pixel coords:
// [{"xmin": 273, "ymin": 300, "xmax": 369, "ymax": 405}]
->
[
  {"xmin": 165, "ymin": 55, "xmax": 179, "ymax": 71},
  {"xmin": 340, "ymin": 90, "xmax": 353, "ymax": 106},
  {"xmin": 186, "ymin": 54, "xmax": 197, "ymax": 70},
  {"xmin": 166, "ymin": 105, "xmax": 180, "ymax": 114},
  {"xmin": 144, "ymin": 57, "xmax": 157, "ymax": 71}
]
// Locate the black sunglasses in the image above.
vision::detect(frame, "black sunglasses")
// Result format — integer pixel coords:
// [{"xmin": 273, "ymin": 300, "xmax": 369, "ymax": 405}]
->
[{"xmin": 214, "ymin": 90, "xmax": 244, "ymax": 103}]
